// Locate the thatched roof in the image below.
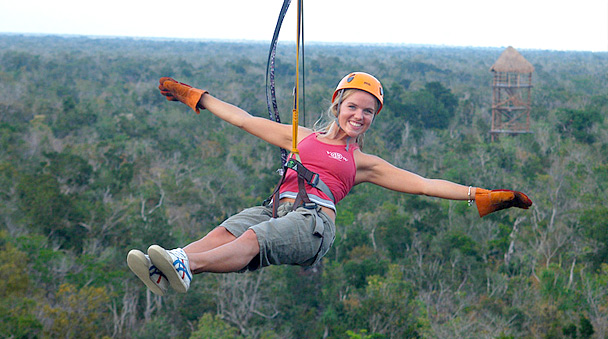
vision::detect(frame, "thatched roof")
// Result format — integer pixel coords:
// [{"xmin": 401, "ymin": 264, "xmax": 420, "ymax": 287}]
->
[{"xmin": 490, "ymin": 46, "xmax": 534, "ymax": 73}]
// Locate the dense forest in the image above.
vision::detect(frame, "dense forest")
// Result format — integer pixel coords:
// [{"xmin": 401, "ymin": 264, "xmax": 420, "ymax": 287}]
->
[{"xmin": 0, "ymin": 34, "xmax": 607, "ymax": 338}]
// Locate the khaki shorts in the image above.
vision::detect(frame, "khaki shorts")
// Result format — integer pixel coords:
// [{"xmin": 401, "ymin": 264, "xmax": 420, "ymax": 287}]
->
[{"xmin": 220, "ymin": 202, "xmax": 335, "ymax": 271}]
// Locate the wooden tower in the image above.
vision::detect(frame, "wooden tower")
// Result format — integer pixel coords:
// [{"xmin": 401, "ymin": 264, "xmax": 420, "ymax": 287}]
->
[{"xmin": 490, "ymin": 46, "xmax": 534, "ymax": 140}]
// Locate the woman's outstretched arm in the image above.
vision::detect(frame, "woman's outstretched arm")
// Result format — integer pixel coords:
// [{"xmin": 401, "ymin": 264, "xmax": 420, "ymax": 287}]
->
[
  {"xmin": 200, "ymin": 93, "xmax": 296, "ymax": 150},
  {"xmin": 354, "ymin": 151, "xmax": 532, "ymax": 217},
  {"xmin": 159, "ymin": 77, "xmax": 312, "ymax": 150},
  {"xmin": 354, "ymin": 151, "xmax": 474, "ymax": 200}
]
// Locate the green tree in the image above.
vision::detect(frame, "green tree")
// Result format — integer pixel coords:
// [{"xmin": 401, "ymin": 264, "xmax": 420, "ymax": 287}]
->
[
  {"xmin": 52, "ymin": 95, "xmax": 98, "ymax": 138},
  {"xmin": 343, "ymin": 265, "xmax": 426, "ymax": 338},
  {"xmin": 44, "ymin": 150, "xmax": 93, "ymax": 191},
  {"xmin": 581, "ymin": 206, "xmax": 608, "ymax": 269},
  {"xmin": 555, "ymin": 107, "xmax": 602, "ymax": 143},
  {"xmin": 190, "ymin": 313, "xmax": 244, "ymax": 339},
  {"xmin": 42, "ymin": 283, "xmax": 112, "ymax": 338},
  {"xmin": 16, "ymin": 173, "xmax": 87, "ymax": 249},
  {"xmin": 401, "ymin": 82, "xmax": 457, "ymax": 129},
  {"xmin": 0, "ymin": 235, "xmax": 42, "ymax": 337}
]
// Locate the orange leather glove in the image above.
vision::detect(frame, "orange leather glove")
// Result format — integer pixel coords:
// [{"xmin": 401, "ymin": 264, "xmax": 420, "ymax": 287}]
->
[
  {"xmin": 475, "ymin": 188, "xmax": 532, "ymax": 218},
  {"xmin": 158, "ymin": 77, "xmax": 208, "ymax": 114}
]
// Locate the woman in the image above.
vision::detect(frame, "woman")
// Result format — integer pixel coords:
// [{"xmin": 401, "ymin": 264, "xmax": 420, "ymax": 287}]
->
[{"xmin": 127, "ymin": 72, "xmax": 532, "ymax": 296}]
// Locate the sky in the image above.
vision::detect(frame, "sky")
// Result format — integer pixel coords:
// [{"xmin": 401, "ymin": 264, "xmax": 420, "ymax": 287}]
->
[{"xmin": 1, "ymin": 0, "xmax": 607, "ymax": 52}]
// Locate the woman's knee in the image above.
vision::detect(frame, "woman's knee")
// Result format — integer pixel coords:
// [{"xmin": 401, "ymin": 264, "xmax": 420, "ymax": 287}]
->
[
  {"xmin": 205, "ymin": 226, "xmax": 236, "ymax": 241},
  {"xmin": 238, "ymin": 230, "xmax": 260, "ymax": 254}
]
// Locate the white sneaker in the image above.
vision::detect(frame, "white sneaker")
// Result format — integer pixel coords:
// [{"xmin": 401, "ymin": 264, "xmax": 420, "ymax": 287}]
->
[
  {"xmin": 127, "ymin": 249, "xmax": 169, "ymax": 296},
  {"xmin": 148, "ymin": 245, "xmax": 192, "ymax": 293}
]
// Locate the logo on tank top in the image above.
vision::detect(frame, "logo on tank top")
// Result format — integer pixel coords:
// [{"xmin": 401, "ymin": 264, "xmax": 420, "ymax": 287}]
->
[{"xmin": 326, "ymin": 151, "xmax": 348, "ymax": 162}]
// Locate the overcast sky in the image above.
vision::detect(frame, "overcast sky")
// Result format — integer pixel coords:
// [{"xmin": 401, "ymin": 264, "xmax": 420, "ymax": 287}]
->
[{"xmin": 1, "ymin": 0, "xmax": 607, "ymax": 51}]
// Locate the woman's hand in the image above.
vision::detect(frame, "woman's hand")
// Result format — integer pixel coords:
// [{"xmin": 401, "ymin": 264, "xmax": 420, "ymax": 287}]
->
[
  {"xmin": 475, "ymin": 189, "xmax": 533, "ymax": 217},
  {"xmin": 158, "ymin": 77, "xmax": 208, "ymax": 114}
]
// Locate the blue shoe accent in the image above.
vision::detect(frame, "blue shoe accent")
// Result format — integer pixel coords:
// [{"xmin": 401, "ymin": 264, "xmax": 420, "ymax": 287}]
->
[{"xmin": 173, "ymin": 258, "xmax": 192, "ymax": 282}]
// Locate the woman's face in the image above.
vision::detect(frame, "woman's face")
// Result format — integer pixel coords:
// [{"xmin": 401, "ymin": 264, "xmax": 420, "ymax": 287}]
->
[{"xmin": 337, "ymin": 90, "xmax": 377, "ymax": 138}]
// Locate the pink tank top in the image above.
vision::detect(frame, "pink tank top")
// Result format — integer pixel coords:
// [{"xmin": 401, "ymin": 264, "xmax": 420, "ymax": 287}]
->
[{"xmin": 279, "ymin": 133, "xmax": 358, "ymax": 210}]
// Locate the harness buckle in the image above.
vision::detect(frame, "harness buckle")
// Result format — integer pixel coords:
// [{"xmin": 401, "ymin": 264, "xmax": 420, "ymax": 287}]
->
[
  {"xmin": 303, "ymin": 202, "xmax": 318, "ymax": 209},
  {"xmin": 286, "ymin": 159, "xmax": 297, "ymax": 169}
]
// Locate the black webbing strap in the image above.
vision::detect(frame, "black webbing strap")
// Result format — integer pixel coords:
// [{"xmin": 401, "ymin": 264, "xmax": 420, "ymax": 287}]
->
[
  {"xmin": 266, "ymin": 0, "xmax": 291, "ymax": 168},
  {"xmin": 293, "ymin": 172, "xmax": 313, "ymax": 209},
  {"xmin": 266, "ymin": 167, "xmax": 287, "ymax": 218}
]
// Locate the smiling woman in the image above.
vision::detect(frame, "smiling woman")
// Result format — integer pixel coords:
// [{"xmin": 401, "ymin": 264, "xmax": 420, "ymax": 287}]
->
[{"xmin": 127, "ymin": 71, "xmax": 532, "ymax": 296}]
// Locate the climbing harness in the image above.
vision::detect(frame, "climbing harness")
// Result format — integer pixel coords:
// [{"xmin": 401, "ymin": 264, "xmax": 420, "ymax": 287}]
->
[
  {"xmin": 263, "ymin": 0, "xmax": 332, "ymax": 217},
  {"xmin": 264, "ymin": 156, "xmax": 336, "ymax": 216}
]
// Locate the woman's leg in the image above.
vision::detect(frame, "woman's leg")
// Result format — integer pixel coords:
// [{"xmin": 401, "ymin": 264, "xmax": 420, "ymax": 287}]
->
[
  {"xmin": 186, "ymin": 229, "xmax": 260, "ymax": 274},
  {"xmin": 182, "ymin": 206, "xmax": 270, "ymax": 274},
  {"xmin": 184, "ymin": 226, "xmax": 237, "ymax": 253}
]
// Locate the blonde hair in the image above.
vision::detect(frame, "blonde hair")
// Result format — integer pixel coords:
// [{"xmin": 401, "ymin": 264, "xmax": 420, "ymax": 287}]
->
[{"xmin": 312, "ymin": 89, "xmax": 380, "ymax": 147}]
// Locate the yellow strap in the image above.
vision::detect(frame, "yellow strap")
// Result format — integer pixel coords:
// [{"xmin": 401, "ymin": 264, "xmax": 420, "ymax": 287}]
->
[
  {"xmin": 291, "ymin": 0, "xmax": 302, "ymax": 155},
  {"xmin": 291, "ymin": 108, "xmax": 299, "ymax": 154}
]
